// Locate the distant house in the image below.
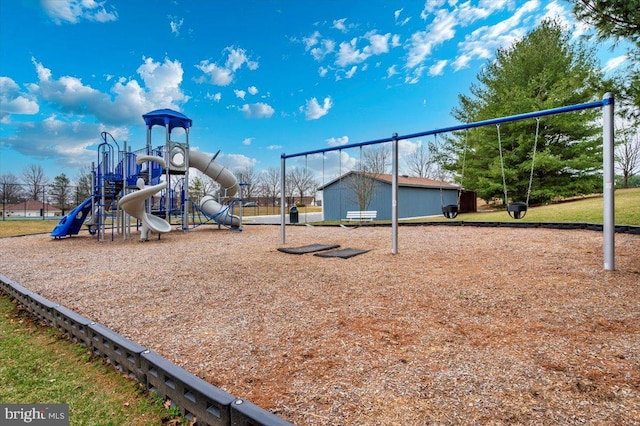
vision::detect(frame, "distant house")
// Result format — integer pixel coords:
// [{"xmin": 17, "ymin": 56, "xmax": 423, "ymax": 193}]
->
[
  {"xmin": 319, "ymin": 171, "xmax": 476, "ymax": 221},
  {"xmin": 2, "ymin": 200, "xmax": 62, "ymax": 218}
]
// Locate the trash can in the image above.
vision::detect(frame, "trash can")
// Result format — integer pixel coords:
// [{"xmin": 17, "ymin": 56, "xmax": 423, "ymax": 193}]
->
[{"xmin": 289, "ymin": 206, "xmax": 299, "ymax": 224}]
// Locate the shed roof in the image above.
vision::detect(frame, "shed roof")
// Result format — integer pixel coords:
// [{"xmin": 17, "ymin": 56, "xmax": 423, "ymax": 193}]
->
[{"xmin": 318, "ymin": 171, "xmax": 459, "ymax": 190}]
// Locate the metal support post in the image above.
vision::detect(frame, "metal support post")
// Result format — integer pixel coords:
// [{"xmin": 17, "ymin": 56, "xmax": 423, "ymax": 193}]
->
[
  {"xmin": 280, "ymin": 155, "xmax": 286, "ymax": 245},
  {"xmin": 391, "ymin": 133, "xmax": 399, "ymax": 254},
  {"xmin": 602, "ymin": 92, "xmax": 615, "ymax": 270}
]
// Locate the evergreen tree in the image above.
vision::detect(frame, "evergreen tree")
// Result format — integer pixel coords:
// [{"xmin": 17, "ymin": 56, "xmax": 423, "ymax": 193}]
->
[
  {"xmin": 448, "ymin": 20, "xmax": 607, "ymax": 205},
  {"xmin": 570, "ymin": 0, "xmax": 640, "ymax": 110},
  {"xmin": 50, "ymin": 174, "xmax": 71, "ymax": 212}
]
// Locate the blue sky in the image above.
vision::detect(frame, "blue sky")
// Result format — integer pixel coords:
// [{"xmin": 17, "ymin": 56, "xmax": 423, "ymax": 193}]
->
[{"xmin": 0, "ymin": 0, "xmax": 630, "ymax": 184}]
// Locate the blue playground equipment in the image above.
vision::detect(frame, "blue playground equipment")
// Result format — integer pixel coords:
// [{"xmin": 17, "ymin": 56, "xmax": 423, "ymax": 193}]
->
[{"xmin": 51, "ymin": 109, "xmax": 242, "ymax": 240}]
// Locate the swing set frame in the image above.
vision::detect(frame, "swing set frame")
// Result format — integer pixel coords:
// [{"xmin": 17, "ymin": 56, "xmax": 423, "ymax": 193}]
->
[{"xmin": 280, "ymin": 93, "xmax": 616, "ymax": 270}]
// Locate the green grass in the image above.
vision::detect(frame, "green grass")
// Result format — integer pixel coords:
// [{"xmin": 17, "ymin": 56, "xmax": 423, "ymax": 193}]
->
[
  {"xmin": 311, "ymin": 188, "xmax": 640, "ymax": 226},
  {"xmin": 0, "ymin": 296, "xmax": 183, "ymax": 426},
  {"xmin": 428, "ymin": 187, "xmax": 640, "ymax": 225}
]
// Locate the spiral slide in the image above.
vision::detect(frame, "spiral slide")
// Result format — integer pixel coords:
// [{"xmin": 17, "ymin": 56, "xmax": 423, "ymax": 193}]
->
[
  {"xmin": 118, "ymin": 156, "xmax": 172, "ymax": 241},
  {"xmin": 189, "ymin": 150, "xmax": 241, "ymax": 228}
]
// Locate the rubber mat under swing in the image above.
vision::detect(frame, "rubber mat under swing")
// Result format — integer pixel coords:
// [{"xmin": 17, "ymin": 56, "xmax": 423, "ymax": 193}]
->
[
  {"xmin": 277, "ymin": 243, "xmax": 340, "ymax": 255},
  {"xmin": 313, "ymin": 248, "xmax": 371, "ymax": 259}
]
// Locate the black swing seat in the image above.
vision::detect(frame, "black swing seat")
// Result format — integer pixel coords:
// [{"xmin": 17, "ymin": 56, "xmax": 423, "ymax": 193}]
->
[
  {"xmin": 507, "ymin": 202, "xmax": 528, "ymax": 219},
  {"xmin": 442, "ymin": 204, "xmax": 459, "ymax": 219}
]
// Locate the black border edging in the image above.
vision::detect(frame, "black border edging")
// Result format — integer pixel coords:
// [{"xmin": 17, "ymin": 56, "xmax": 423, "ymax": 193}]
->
[{"xmin": 0, "ymin": 274, "xmax": 294, "ymax": 426}]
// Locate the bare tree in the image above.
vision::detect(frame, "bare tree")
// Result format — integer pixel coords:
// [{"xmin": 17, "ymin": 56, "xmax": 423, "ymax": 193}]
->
[
  {"xmin": 289, "ymin": 167, "xmax": 317, "ymax": 204},
  {"xmin": 361, "ymin": 145, "xmax": 391, "ymax": 174},
  {"xmin": 189, "ymin": 169, "xmax": 218, "ymax": 199},
  {"xmin": 74, "ymin": 166, "xmax": 93, "ymax": 203},
  {"xmin": 347, "ymin": 171, "xmax": 378, "ymax": 211},
  {"xmin": 234, "ymin": 166, "xmax": 260, "ymax": 200},
  {"xmin": 616, "ymin": 123, "xmax": 640, "ymax": 188},
  {"xmin": 22, "ymin": 164, "xmax": 48, "ymax": 201},
  {"xmin": 260, "ymin": 167, "xmax": 281, "ymax": 206},
  {"xmin": 404, "ymin": 142, "xmax": 434, "ymax": 178},
  {"xmin": 1, "ymin": 173, "xmax": 24, "ymax": 204},
  {"xmin": 284, "ymin": 170, "xmax": 296, "ymax": 206},
  {"xmin": 345, "ymin": 145, "xmax": 391, "ymax": 211}
]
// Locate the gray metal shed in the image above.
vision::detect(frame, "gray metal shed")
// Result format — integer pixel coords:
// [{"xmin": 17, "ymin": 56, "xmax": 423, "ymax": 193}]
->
[{"xmin": 319, "ymin": 171, "xmax": 460, "ymax": 221}]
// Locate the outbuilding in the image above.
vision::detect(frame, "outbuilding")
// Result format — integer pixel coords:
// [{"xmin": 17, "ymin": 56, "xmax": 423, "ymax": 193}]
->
[
  {"xmin": 319, "ymin": 171, "xmax": 476, "ymax": 221},
  {"xmin": 3, "ymin": 200, "xmax": 62, "ymax": 218}
]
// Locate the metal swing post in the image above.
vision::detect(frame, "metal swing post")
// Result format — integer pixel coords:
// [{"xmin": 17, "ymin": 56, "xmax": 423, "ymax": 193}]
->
[{"xmin": 603, "ymin": 92, "xmax": 615, "ymax": 271}]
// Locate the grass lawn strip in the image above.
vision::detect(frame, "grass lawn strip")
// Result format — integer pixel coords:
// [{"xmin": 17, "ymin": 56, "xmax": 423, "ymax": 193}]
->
[{"xmin": 0, "ymin": 296, "xmax": 184, "ymax": 426}]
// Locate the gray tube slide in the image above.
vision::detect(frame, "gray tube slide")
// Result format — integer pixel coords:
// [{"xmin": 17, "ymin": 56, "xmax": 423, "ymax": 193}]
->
[{"xmin": 189, "ymin": 150, "xmax": 240, "ymax": 228}]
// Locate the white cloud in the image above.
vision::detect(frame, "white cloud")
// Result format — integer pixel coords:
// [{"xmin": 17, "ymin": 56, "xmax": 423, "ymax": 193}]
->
[
  {"xmin": 41, "ymin": 0, "xmax": 118, "ymax": 25},
  {"xmin": 326, "ymin": 136, "xmax": 349, "ymax": 147},
  {"xmin": 311, "ymin": 39, "xmax": 336, "ymax": 61},
  {"xmin": 234, "ymin": 89, "xmax": 246, "ymax": 99},
  {"xmin": 302, "ymin": 97, "xmax": 332, "ymax": 120},
  {"xmin": 421, "ymin": 0, "xmax": 448, "ymax": 19},
  {"xmin": 398, "ymin": 139, "xmax": 419, "ymax": 157},
  {"xmin": 404, "ymin": 0, "xmax": 516, "ymax": 80},
  {"xmin": 242, "ymin": 137, "xmax": 253, "ymax": 146},
  {"xmin": 266, "ymin": 144, "xmax": 283, "ymax": 150},
  {"xmin": 364, "ymin": 32, "xmax": 392, "ymax": 55},
  {"xmin": 342, "ymin": 66, "xmax": 358, "ymax": 79},
  {"xmin": 137, "ymin": 56, "xmax": 189, "ymax": 106},
  {"xmin": 220, "ymin": 153, "xmax": 256, "ymax": 169},
  {"xmin": 196, "ymin": 61, "xmax": 233, "ymax": 86},
  {"xmin": 541, "ymin": 0, "xmax": 590, "ymax": 38},
  {"xmin": 333, "ymin": 18, "xmax": 348, "ymax": 33},
  {"xmin": 603, "ymin": 55, "xmax": 628, "ymax": 73},
  {"xmin": 247, "ymin": 86, "xmax": 258, "ymax": 95},
  {"xmin": 386, "ymin": 65, "xmax": 399, "ymax": 78},
  {"xmin": 453, "ymin": 0, "xmax": 539, "ymax": 71},
  {"xmin": 206, "ymin": 92, "xmax": 222, "ymax": 102},
  {"xmin": 404, "ymin": 65, "xmax": 426, "ymax": 84},
  {"xmin": 239, "ymin": 102, "xmax": 275, "ymax": 118},
  {"xmin": 428, "ymin": 59, "xmax": 448, "ymax": 76},
  {"xmin": 318, "ymin": 66, "xmax": 329, "ymax": 77},
  {"xmin": 195, "ymin": 46, "xmax": 258, "ymax": 86},
  {"xmin": 395, "ymin": 8, "xmax": 411, "ymax": 26},
  {"xmin": 0, "ymin": 77, "xmax": 39, "ymax": 122},
  {"xmin": 226, "ymin": 47, "xmax": 258, "ymax": 71},
  {"xmin": 29, "ymin": 56, "xmax": 188, "ymax": 125},
  {"xmin": 1, "ymin": 115, "xmax": 124, "ymax": 169},
  {"xmin": 451, "ymin": 54, "xmax": 472, "ymax": 71},
  {"xmin": 336, "ymin": 38, "xmax": 369, "ymax": 67},
  {"xmin": 406, "ymin": 30, "xmax": 434, "ymax": 69},
  {"xmin": 170, "ymin": 17, "xmax": 183, "ymax": 36},
  {"xmin": 303, "ymin": 31, "xmax": 321, "ymax": 50}
]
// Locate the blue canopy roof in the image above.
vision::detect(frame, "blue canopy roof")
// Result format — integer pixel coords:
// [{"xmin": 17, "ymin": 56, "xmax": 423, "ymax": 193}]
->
[{"xmin": 142, "ymin": 109, "xmax": 192, "ymax": 132}]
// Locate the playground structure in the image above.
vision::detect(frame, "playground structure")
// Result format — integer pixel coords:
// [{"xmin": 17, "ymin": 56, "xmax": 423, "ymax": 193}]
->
[
  {"xmin": 281, "ymin": 93, "xmax": 616, "ymax": 270},
  {"xmin": 51, "ymin": 109, "xmax": 242, "ymax": 241}
]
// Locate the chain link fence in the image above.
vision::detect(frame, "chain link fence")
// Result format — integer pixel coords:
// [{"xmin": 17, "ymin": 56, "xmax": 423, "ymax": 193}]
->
[{"xmin": 1, "ymin": 183, "xmax": 91, "ymax": 220}]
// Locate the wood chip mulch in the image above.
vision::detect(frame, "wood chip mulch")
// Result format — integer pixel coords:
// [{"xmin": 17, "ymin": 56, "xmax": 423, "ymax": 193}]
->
[{"xmin": 1, "ymin": 225, "xmax": 639, "ymax": 425}]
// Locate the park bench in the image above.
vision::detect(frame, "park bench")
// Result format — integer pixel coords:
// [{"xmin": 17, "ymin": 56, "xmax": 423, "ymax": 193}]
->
[{"xmin": 346, "ymin": 210, "xmax": 377, "ymax": 222}]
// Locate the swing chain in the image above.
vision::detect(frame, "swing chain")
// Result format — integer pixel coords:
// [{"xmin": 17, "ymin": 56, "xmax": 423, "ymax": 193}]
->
[
  {"xmin": 457, "ymin": 129, "xmax": 469, "ymax": 207},
  {"xmin": 526, "ymin": 118, "xmax": 540, "ymax": 207},
  {"xmin": 496, "ymin": 123, "xmax": 509, "ymax": 205}
]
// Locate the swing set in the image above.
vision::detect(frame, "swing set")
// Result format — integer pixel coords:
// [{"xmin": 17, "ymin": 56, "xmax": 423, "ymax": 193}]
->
[{"xmin": 280, "ymin": 93, "xmax": 616, "ymax": 270}]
